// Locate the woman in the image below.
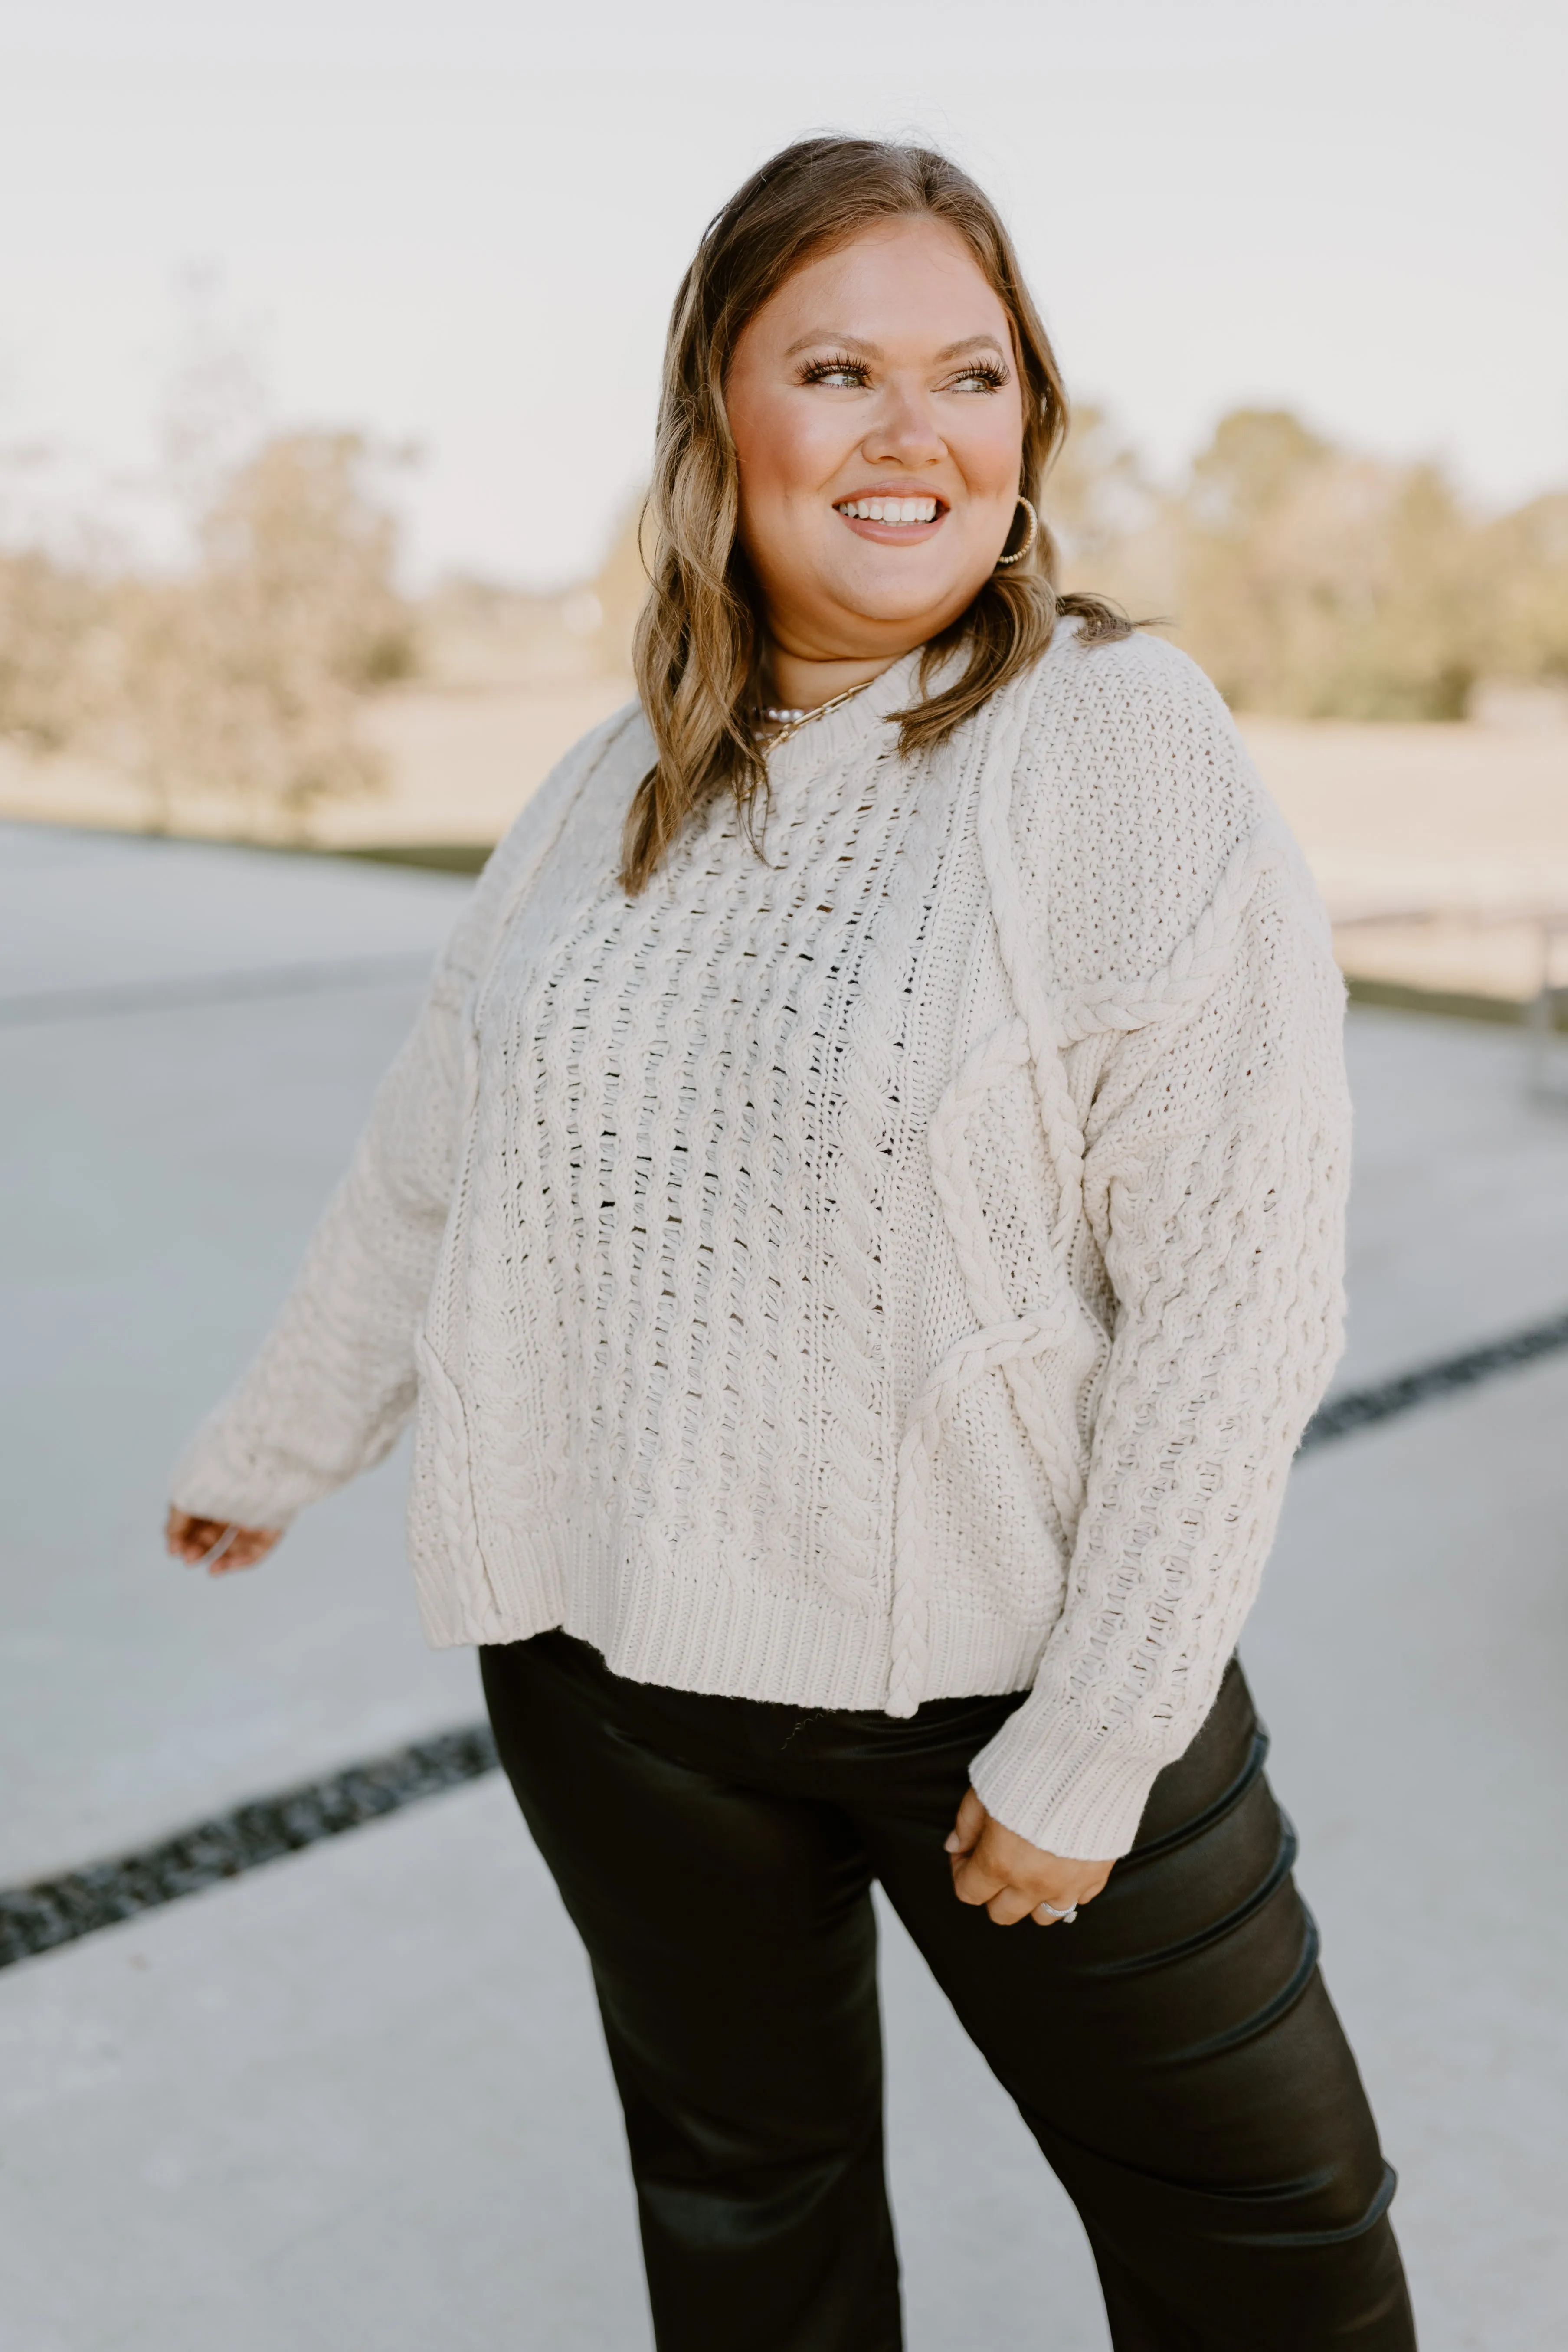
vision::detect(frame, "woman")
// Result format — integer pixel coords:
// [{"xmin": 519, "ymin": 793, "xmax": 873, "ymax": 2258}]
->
[{"xmin": 167, "ymin": 138, "xmax": 1415, "ymax": 2350}]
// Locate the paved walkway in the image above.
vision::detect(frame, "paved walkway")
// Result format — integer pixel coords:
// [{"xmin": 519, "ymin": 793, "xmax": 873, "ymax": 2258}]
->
[{"xmin": 3, "ymin": 824, "xmax": 1566, "ymax": 2350}]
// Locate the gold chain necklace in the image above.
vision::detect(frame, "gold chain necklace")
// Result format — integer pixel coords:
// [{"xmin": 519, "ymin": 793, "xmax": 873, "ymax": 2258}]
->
[{"xmin": 755, "ymin": 677, "xmax": 876, "ymax": 749}]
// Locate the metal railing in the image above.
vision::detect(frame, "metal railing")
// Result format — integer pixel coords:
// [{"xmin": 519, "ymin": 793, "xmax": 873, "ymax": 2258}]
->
[
  {"xmin": 1526, "ymin": 915, "xmax": 1568, "ymax": 1103},
  {"xmin": 1332, "ymin": 902, "xmax": 1568, "ymax": 1106}
]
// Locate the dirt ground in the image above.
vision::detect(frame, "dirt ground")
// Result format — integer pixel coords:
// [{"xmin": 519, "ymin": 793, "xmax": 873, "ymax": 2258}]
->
[{"xmin": 3, "ymin": 680, "xmax": 1565, "ymax": 1004}]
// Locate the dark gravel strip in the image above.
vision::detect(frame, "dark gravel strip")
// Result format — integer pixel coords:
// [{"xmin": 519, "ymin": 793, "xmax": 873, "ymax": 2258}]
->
[
  {"xmin": 0, "ymin": 1723, "xmax": 498, "ymax": 1970},
  {"xmin": 1299, "ymin": 1307, "xmax": 1568, "ymax": 1451},
  {"xmin": 0, "ymin": 953, "xmax": 434, "ymax": 1025},
  {"xmin": 5, "ymin": 1305, "xmax": 1566, "ymax": 1970}
]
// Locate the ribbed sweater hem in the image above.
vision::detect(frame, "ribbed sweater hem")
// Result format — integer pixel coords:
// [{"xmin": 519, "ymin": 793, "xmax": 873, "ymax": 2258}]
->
[{"xmin": 421, "ymin": 1524, "xmax": 1047, "ymax": 1713}]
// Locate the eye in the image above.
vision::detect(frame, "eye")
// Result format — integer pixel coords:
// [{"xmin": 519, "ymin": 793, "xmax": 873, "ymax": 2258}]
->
[
  {"xmin": 800, "ymin": 354, "xmax": 871, "ymax": 389},
  {"xmin": 946, "ymin": 360, "xmax": 1009, "ymax": 394}
]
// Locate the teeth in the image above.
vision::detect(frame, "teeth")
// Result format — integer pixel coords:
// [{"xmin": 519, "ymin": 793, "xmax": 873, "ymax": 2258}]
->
[{"xmin": 838, "ymin": 496, "xmax": 939, "ymax": 524}]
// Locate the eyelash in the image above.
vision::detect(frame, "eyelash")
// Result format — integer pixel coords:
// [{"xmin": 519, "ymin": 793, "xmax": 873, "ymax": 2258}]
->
[
  {"xmin": 798, "ymin": 353, "xmax": 1008, "ymax": 393},
  {"xmin": 799, "ymin": 353, "xmax": 871, "ymax": 388},
  {"xmin": 949, "ymin": 358, "xmax": 1008, "ymax": 393}
]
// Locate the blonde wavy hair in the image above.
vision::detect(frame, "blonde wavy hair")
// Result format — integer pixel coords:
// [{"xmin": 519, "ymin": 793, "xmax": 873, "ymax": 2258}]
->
[{"xmin": 621, "ymin": 135, "xmax": 1132, "ymax": 893}]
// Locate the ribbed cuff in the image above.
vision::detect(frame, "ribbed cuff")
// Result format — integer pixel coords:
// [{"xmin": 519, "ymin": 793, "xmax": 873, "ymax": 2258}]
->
[
  {"xmin": 967, "ymin": 1697, "xmax": 1170, "ymax": 1861},
  {"xmin": 168, "ymin": 1423, "xmax": 313, "ymax": 1533}
]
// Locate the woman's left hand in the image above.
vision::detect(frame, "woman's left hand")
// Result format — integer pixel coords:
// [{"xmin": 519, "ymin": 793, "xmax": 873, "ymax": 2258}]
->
[{"xmin": 945, "ymin": 1786, "xmax": 1114, "ymax": 1925}]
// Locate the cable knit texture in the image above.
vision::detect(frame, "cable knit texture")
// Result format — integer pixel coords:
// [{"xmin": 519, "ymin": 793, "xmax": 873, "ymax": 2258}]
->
[{"xmin": 173, "ymin": 625, "xmax": 1349, "ymax": 1858}]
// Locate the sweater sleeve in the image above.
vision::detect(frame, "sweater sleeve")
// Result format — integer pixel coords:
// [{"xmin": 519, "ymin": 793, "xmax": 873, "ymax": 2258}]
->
[
  {"xmin": 168, "ymin": 724, "xmax": 623, "ymax": 1530},
  {"xmin": 966, "ymin": 847, "xmax": 1351, "ymax": 1859},
  {"xmin": 168, "ymin": 960, "xmax": 468, "ymax": 1529}
]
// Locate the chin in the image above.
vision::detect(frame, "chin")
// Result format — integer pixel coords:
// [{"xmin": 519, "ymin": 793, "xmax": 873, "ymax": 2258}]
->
[{"xmin": 834, "ymin": 570, "xmax": 977, "ymax": 630}]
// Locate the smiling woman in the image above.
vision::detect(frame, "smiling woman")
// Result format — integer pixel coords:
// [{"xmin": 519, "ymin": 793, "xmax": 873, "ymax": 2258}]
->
[
  {"xmin": 167, "ymin": 136, "xmax": 1414, "ymax": 2352},
  {"xmin": 622, "ymin": 139, "xmax": 1129, "ymax": 888}
]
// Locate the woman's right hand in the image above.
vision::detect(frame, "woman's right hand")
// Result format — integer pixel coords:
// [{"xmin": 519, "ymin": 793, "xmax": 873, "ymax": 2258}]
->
[{"xmin": 165, "ymin": 1507, "xmax": 282, "ymax": 1574}]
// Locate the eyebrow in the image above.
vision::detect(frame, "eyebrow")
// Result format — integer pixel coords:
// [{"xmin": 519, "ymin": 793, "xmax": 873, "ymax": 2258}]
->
[{"xmin": 781, "ymin": 331, "xmax": 1008, "ymax": 361}]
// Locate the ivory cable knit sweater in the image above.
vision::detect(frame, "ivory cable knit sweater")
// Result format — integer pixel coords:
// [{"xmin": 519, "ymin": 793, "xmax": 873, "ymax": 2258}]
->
[{"xmin": 173, "ymin": 625, "xmax": 1350, "ymax": 1859}]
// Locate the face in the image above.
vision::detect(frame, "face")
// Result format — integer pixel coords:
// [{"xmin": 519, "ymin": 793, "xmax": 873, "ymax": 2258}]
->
[{"xmin": 724, "ymin": 217, "xmax": 1027, "ymax": 665}]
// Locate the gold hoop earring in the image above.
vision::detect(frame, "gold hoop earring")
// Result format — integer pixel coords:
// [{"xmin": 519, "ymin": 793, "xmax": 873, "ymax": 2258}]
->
[{"xmin": 994, "ymin": 495, "xmax": 1038, "ymax": 570}]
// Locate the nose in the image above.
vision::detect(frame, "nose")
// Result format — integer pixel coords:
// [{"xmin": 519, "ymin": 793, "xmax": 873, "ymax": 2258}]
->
[{"xmin": 862, "ymin": 378, "xmax": 946, "ymax": 468}]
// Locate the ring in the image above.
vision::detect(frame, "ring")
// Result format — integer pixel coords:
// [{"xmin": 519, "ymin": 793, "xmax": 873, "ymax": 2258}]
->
[
  {"xmin": 190, "ymin": 1523, "xmax": 239, "ymax": 1572},
  {"xmin": 1035, "ymin": 1898, "xmax": 1079, "ymax": 1923}
]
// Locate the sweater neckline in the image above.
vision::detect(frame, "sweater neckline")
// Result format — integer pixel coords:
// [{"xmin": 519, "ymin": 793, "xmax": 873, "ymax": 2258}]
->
[{"xmin": 761, "ymin": 647, "xmax": 926, "ymax": 780}]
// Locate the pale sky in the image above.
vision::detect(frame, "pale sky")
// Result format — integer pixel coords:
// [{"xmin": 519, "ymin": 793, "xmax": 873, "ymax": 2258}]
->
[{"xmin": 1, "ymin": 0, "xmax": 1564, "ymax": 586}]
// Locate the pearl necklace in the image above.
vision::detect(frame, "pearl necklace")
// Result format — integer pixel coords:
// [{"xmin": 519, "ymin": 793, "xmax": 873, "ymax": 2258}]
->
[{"xmin": 756, "ymin": 678, "xmax": 876, "ymax": 747}]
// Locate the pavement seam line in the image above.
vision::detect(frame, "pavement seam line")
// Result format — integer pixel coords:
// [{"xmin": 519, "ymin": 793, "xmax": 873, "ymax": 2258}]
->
[
  {"xmin": 0, "ymin": 1726, "xmax": 499, "ymax": 1971},
  {"xmin": 1296, "ymin": 1306, "xmax": 1568, "ymax": 1449}
]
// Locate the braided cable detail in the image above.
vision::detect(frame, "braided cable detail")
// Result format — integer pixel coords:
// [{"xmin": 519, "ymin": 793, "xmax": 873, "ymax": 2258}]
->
[
  {"xmin": 925, "ymin": 1019, "xmax": 1031, "ymax": 1325},
  {"xmin": 887, "ymin": 674, "xmax": 1088, "ymax": 1716},
  {"xmin": 971, "ymin": 688, "xmax": 1087, "ymax": 1259},
  {"xmin": 887, "ymin": 1299, "xmax": 1074, "ymax": 1717},
  {"xmin": 890, "ymin": 669, "xmax": 1274, "ymax": 1715},
  {"xmin": 927, "ymin": 1025, "xmax": 1093, "ymax": 1515},
  {"xmin": 1055, "ymin": 824, "xmax": 1286, "ymax": 1046},
  {"xmin": 415, "ymin": 1335, "xmax": 506, "ymax": 1641}
]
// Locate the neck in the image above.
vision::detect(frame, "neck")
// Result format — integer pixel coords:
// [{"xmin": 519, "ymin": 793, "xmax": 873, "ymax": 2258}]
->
[{"xmin": 763, "ymin": 640, "xmax": 907, "ymax": 713}]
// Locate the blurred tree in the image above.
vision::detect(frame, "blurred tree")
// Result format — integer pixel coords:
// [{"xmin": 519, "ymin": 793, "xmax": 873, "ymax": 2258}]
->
[
  {"xmin": 1044, "ymin": 404, "xmax": 1154, "ymax": 571},
  {"xmin": 1, "ymin": 426, "xmax": 413, "ymax": 836},
  {"xmin": 1048, "ymin": 404, "xmax": 1178, "ymax": 627},
  {"xmin": 1159, "ymin": 409, "xmax": 1483, "ymax": 718},
  {"xmin": 0, "ymin": 547, "xmax": 112, "ymax": 753},
  {"xmin": 119, "ymin": 430, "xmax": 414, "ymax": 833},
  {"xmin": 158, "ymin": 262, "xmax": 270, "ymax": 527},
  {"xmin": 1474, "ymin": 491, "xmax": 1568, "ymax": 684},
  {"xmin": 0, "ymin": 446, "xmax": 118, "ymax": 754}
]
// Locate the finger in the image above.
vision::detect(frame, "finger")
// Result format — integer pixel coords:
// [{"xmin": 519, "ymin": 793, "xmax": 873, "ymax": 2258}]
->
[
  {"xmin": 190, "ymin": 1523, "xmax": 239, "ymax": 1572},
  {"xmin": 950, "ymin": 1854, "xmax": 1008, "ymax": 1908},
  {"xmin": 211, "ymin": 1530, "xmax": 278, "ymax": 1572},
  {"xmin": 190, "ymin": 1523, "xmax": 252, "ymax": 1572},
  {"xmin": 985, "ymin": 1885, "xmax": 1038, "ymax": 1926},
  {"xmin": 213, "ymin": 1545, "xmax": 267, "ymax": 1572},
  {"xmin": 944, "ymin": 1785, "xmax": 986, "ymax": 1857},
  {"xmin": 1031, "ymin": 1899, "xmax": 1077, "ymax": 1926}
]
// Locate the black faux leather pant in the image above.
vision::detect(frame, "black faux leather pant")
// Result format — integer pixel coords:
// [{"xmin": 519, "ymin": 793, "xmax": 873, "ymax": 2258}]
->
[{"xmin": 481, "ymin": 1633, "xmax": 1416, "ymax": 2352}]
